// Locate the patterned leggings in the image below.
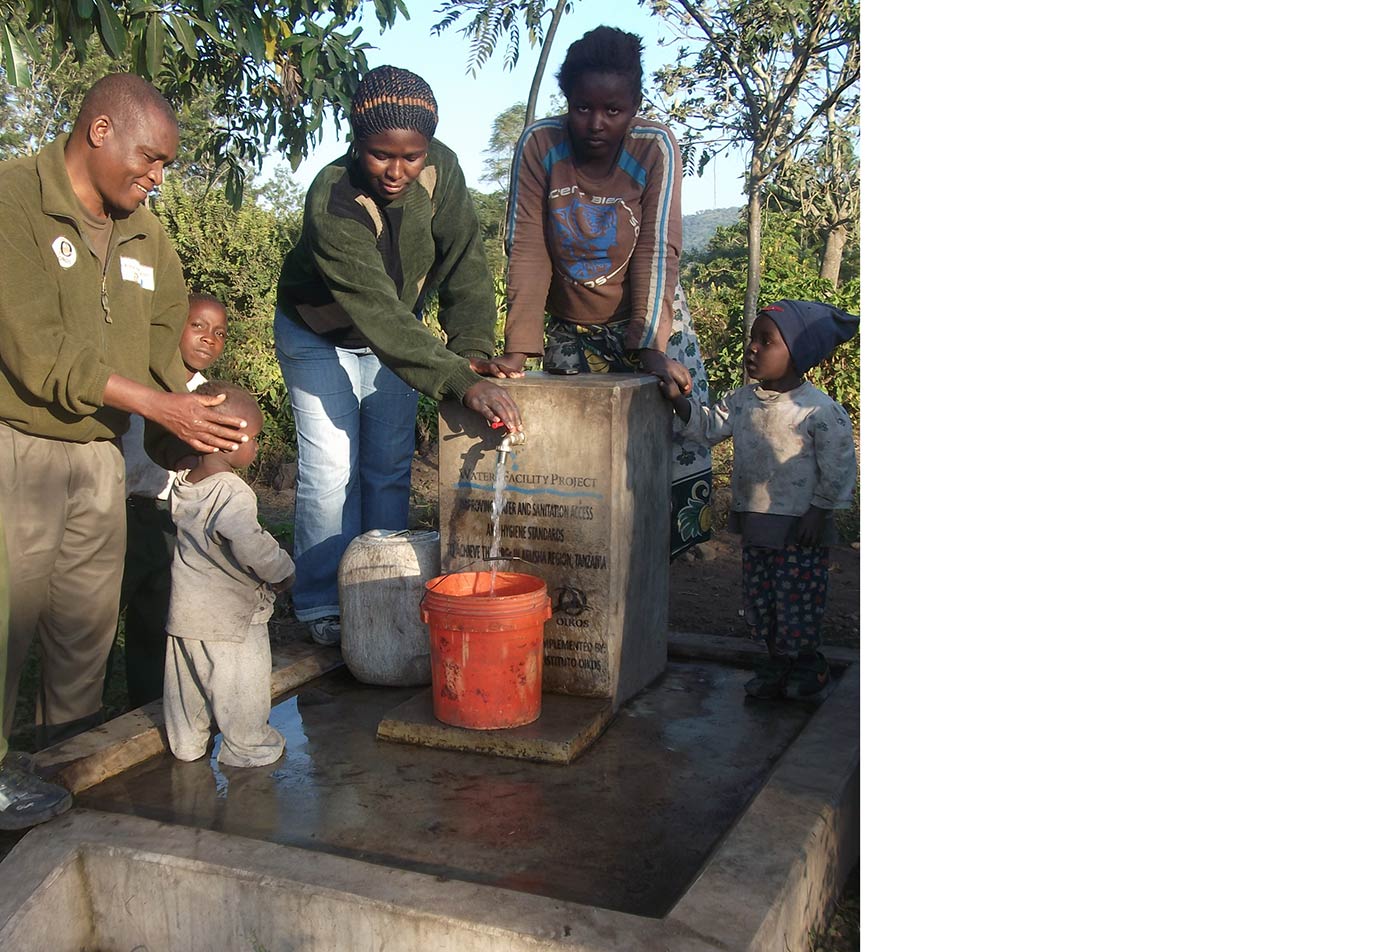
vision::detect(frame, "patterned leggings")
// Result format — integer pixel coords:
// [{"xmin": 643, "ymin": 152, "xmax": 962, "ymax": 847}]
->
[
  {"xmin": 742, "ymin": 544, "xmax": 830, "ymax": 656},
  {"xmin": 542, "ymin": 285, "xmax": 714, "ymax": 560}
]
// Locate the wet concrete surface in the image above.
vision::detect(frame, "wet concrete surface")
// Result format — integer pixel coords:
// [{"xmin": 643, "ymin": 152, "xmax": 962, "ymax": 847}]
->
[{"xmin": 76, "ymin": 660, "xmax": 819, "ymax": 918}]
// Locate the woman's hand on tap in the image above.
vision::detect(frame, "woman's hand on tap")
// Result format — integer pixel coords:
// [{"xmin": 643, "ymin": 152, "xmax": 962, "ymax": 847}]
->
[{"xmin": 464, "ymin": 380, "xmax": 523, "ymax": 432}]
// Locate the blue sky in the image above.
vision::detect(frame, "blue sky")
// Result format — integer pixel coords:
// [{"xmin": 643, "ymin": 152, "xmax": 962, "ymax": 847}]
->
[{"xmin": 272, "ymin": 0, "xmax": 749, "ymax": 214}]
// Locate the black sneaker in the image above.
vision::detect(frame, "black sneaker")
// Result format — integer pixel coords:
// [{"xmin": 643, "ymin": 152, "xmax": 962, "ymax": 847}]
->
[
  {"xmin": 1, "ymin": 750, "xmax": 35, "ymax": 772},
  {"xmin": 783, "ymin": 651, "xmax": 832, "ymax": 701},
  {"xmin": 744, "ymin": 655, "xmax": 793, "ymax": 699},
  {"xmin": 307, "ymin": 615, "xmax": 341, "ymax": 646},
  {"xmin": 0, "ymin": 764, "xmax": 73, "ymax": 831}
]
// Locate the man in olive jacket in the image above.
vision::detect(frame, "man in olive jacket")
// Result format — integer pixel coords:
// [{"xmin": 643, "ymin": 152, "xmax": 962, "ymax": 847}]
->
[{"xmin": 0, "ymin": 74, "xmax": 247, "ymax": 793}]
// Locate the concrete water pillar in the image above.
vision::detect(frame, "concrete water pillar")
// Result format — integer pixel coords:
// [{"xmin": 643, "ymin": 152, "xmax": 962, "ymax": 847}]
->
[{"xmin": 438, "ymin": 374, "xmax": 671, "ymax": 710}]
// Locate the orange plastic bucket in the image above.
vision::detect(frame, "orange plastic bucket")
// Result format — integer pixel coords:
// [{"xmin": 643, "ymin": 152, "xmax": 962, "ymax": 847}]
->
[{"xmin": 420, "ymin": 571, "xmax": 552, "ymax": 729}]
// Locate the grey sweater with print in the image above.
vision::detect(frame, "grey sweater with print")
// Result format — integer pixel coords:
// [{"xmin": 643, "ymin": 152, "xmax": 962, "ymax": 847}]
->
[
  {"xmin": 167, "ymin": 471, "xmax": 295, "ymax": 643},
  {"xmin": 679, "ymin": 382, "xmax": 856, "ymax": 517}
]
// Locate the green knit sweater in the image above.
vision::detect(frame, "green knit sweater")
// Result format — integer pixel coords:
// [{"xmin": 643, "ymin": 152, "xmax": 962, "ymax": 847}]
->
[
  {"xmin": 277, "ymin": 139, "xmax": 495, "ymax": 403},
  {"xmin": 0, "ymin": 135, "xmax": 188, "ymax": 442}
]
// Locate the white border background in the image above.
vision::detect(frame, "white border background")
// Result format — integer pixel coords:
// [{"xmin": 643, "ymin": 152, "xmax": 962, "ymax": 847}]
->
[{"xmin": 863, "ymin": 3, "xmax": 1400, "ymax": 947}]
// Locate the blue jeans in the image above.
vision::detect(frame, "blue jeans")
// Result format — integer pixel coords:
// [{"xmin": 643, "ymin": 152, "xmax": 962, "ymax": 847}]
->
[{"xmin": 274, "ymin": 309, "xmax": 419, "ymax": 621}]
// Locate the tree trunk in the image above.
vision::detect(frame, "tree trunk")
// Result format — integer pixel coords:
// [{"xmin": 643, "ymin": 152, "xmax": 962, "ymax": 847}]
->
[
  {"xmin": 743, "ymin": 186, "xmax": 764, "ymax": 383},
  {"xmin": 820, "ymin": 224, "xmax": 847, "ymax": 286},
  {"xmin": 525, "ymin": 0, "xmax": 570, "ymax": 125}
]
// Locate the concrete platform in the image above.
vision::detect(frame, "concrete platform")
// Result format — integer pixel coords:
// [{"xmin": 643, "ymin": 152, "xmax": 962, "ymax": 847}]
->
[
  {"xmin": 377, "ymin": 689, "xmax": 615, "ymax": 763},
  {"xmin": 0, "ymin": 633, "xmax": 859, "ymax": 950}
]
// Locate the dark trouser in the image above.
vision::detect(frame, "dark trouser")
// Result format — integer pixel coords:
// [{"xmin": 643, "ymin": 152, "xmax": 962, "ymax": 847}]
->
[
  {"xmin": 741, "ymin": 544, "xmax": 831, "ymax": 657},
  {"xmin": 118, "ymin": 495, "xmax": 175, "ymax": 709}
]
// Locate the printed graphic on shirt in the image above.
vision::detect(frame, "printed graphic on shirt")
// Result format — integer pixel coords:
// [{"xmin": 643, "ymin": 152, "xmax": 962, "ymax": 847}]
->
[
  {"xmin": 119, "ymin": 255, "xmax": 155, "ymax": 290},
  {"xmin": 548, "ymin": 186, "xmax": 638, "ymax": 288},
  {"xmin": 51, "ymin": 235, "xmax": 77, "ymax": 269}
]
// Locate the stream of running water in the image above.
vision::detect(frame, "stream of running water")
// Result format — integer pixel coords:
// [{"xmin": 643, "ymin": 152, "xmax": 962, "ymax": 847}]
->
[{"xmin": 488, "ymin": 446, "xmax": 508, "ymax": 594}]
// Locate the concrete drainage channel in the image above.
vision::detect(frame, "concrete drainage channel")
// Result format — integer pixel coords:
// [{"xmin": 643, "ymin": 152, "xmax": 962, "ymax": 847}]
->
[{"xmin": 0, "ymin": 632, "xmax": 858, "ymax": 951}]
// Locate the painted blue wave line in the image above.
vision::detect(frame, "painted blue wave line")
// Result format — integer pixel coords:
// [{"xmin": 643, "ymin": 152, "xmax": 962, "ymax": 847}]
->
[{"xmin": 456, "ymin": 482, "xmax": 605, "ymax": 500}]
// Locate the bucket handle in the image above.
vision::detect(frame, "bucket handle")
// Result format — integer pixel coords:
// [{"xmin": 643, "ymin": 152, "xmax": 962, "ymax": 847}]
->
[{"xmin": 419, "ymin": 556, "xmax": 541, "ymax": 620}]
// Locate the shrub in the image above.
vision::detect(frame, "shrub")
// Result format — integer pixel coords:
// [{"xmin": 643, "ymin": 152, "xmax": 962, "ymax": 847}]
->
[
  {"xmin": 152, "ymin": 174, "xmax": 301, "ymax": 479},
  {"xmin": 683, "ymin": 212, "xmax": 861, "ymax": 424}
]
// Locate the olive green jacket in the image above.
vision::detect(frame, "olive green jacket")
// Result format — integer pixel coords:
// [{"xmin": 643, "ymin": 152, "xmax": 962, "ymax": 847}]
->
[
  {"xmin": 277, "ymin": 139, "xmax": 494, "ymax": 403},
  {"xmin": 0, "ymin": 134, "xmax": 188, "ymax": 442}
]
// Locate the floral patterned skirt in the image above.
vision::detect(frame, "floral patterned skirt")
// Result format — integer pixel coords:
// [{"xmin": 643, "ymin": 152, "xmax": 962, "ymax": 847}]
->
[{"xmin": 542, "ymin": 287, "xmax": 714, "ymax": 560}]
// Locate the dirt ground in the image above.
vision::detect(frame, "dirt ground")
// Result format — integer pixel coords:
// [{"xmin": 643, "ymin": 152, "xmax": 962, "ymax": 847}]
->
[{"xmin": 256, "ymin": 447, "xmax": 861, "ymax": 652}]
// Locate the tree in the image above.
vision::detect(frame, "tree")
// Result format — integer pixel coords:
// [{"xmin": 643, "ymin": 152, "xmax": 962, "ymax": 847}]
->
[
  {"xmin": 0, "ymin": 33, "xmax": 119, "ymax": 161},
  {"xmin": 151, "ymin": 172, "xmax": 302, "ymax": 474},
  {"xmin": 768, "ymin": 97, "xmax": 859, "ymax": 286},
  {"xmin": 650, "ymin": 0, "xmax": 859, "ymax": 339},
  {"xmin": 1, "ymin": 0, "xmax": 411, "ymax": 205},
  {"xmin": 684, "ymin": 209, "xmax": 860, "ymax": 421},
  {"xmin": 250, "ymin": 164, "xmax": 307, "ymax": 220},
  {"xmin": 482, "ymin": 100, "xmax": 527, "ymax": 190},
  {"xmin": 432, "ymin": 0, "xmax": 573, "ymax": 127}
]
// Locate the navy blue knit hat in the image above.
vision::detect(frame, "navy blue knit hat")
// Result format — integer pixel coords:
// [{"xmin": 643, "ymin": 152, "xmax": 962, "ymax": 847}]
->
[{"xmin": 760, "ymin": 300, "xmax": 859, "ymax": 374}]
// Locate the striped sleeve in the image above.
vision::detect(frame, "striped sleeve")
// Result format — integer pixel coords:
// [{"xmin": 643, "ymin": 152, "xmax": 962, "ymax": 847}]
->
[
  {"xmin": 623, "ymin": 121, "xmax": 682, "ymax": 351},
  {"xmin": 503, "ymin": 120, "xmax": 563, "ymax": 356}
]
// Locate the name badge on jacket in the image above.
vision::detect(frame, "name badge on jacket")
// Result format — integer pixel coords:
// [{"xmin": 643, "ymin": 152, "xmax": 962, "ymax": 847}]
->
[{"xmin": 120, "ymin": 256, "xmax": 155, "ymax": 290}]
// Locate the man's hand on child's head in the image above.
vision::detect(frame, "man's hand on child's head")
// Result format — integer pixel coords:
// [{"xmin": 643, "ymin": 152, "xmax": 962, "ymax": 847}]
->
[{"xmin": 162, "ymin": 391, "xmax": 248, "ymax": 454}]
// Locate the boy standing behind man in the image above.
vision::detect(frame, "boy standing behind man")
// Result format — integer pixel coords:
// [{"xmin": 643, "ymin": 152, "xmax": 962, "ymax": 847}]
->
[
  {"xmin": 165, "ymin": 381, "xmax": 294, "ymax": 767},
  {"xmin": 674, "ymin": 299, "xmax": 859, "ymax": 701},
  {"xmin": 117, "ymin": 293, "xmax": 228, "ymax": 709}
]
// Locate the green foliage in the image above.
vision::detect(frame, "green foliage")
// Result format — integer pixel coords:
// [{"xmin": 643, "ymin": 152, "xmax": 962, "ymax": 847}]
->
[
  {"xmin": 432, "ymin": 0, "xmax": 563, "ymax": 74},
  {"xmin": 151, "ymin": 173, "xmax": 301, "ymax": 477},
  {"xmin": 482, "ymin": 100, "xmax": 526, "ymax": 191},
  {"xmin": 649, "ymin": 0, "xmax": 859, "ymax": 183},
  {"xmin": 685, "ymin": 210, "xmax": 860, "ymax": 422},
  {"xmin": 2, "ymin": 0, "xmax": 412, "ymax": 205},
  {"xmin": 649, "ymin": 0, "xmax": 859, "ymax": 335},
  {"xmin": 431, "ymin": 0, "xmax": 573, "ymax": 124},
  {"xmin": 0, "ymin": 31, "xmax": 122, "ymax": 161},
  {"xmin": 250, "ymin": 164, "xmax": 307, "ymax": 220},
  {"xmin": 470, "ymin": 185, "xmax": 509, "ymax": 277}
]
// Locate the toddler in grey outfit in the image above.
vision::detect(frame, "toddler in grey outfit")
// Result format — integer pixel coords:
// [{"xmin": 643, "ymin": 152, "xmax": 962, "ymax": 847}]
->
[{"xmin": 163, "ymin": 382, "xmax": 294, "ymax": 767}]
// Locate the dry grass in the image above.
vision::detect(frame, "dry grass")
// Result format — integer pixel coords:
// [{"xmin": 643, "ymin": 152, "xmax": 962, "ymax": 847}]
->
[{"xmin": 811, "ymin": 867, "xmax": 860, "ymax": 951}]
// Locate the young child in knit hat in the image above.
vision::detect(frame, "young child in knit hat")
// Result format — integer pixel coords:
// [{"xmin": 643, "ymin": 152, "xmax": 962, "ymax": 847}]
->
[{"xmin": 672, "ymin": 300, "xmax": 858, "ymax": 699}]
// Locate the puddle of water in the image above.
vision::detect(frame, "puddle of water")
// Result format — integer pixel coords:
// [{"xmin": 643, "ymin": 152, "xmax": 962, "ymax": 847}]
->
[{"xmin": 78, "ymin": 662, "xmax": 814, "ymax": 917}]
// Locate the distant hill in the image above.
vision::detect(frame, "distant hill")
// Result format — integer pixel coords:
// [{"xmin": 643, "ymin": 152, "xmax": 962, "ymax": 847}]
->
[{"xmin": 682, "ymin": 206, "xmax": 742, "ymax": 254}]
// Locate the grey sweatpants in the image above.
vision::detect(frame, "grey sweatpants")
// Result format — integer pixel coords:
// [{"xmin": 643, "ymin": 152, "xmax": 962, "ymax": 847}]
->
[{"xmin": 163, "ymin": 626, "xmax": 284, "ymax": 768}]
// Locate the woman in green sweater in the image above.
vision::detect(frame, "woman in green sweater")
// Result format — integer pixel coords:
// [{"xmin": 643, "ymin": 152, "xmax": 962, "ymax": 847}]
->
[{"xmin": 275, "ymin": 66, "xmax": 520, "ymax": 645}]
